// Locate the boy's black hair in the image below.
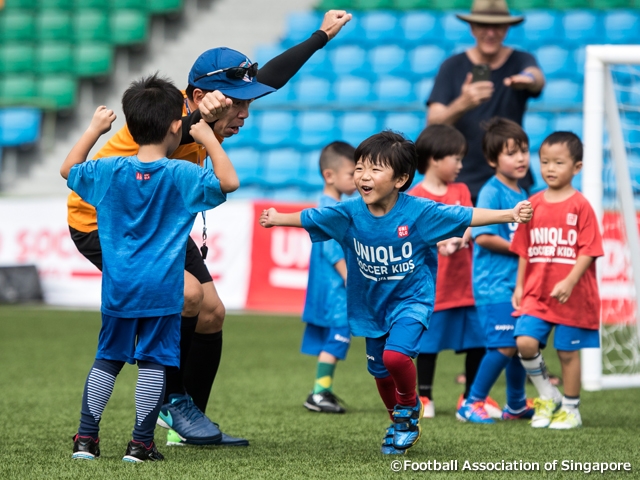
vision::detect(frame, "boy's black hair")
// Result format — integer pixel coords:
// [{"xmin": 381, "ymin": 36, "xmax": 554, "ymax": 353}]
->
[
  {"xmin": 481, "ymin": 117, "xmax": 529, "ymax": 167},
  {"xmin": 354, "ymin": 130, "xmax": 416, "ymax": 192},
  {"xmin": 540, "ymin": 131, "xmax": 583, "ymax": 163},
  {"xmin": 122, "ymin": 73, "xmax": 184, "ymax": 146},
  {"xmin": 319, "ymin": 141, "xmax": 356, "ymax": 174},
  {"xmin": 415, "ymin": 124, "xmax": 468, "ymax": 175},
  {"xmin": 185, "ymin": 84, "xmax": 213, "ymax": 103}
]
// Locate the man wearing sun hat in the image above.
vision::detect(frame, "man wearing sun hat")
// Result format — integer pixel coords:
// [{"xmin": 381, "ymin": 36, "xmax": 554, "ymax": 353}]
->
[{"xmin": 426, "ymin": 0, "xmax": 545, "ymax": 202}]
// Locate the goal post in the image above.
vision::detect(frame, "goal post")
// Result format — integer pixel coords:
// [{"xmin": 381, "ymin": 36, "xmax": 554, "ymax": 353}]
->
[{"xmin": 582, "ymin": 45, "xmax": 640, "ymax": 391}]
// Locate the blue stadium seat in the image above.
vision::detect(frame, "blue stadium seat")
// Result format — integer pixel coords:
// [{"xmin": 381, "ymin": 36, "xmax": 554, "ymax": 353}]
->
[
  {"xmin": 263, "ymin": 148, "xmax": 302, "ymax": 187},
  {"xmin": 531, "ymin": 79, "xmax": 583, "ymax": 110},
  {"xmin": 329, "ymin": 45, "xmax": 367, "ymax": 76},
  {"xmin": 381, "ymin": 112, "xmax": 424, "ymax": 141},
  {"xmin": 374, "ymin": 76, "xmax": 415, "ymax": 104},
  {"xmin": 256, "ymin": 111, "xmax": 297, "ymax": 147},
  {"xmin": 528, "ymin": 153, "xmax": 545, "ymax": 194},
  {"xmin": 333, "ymin": 76, "xmax": 372, "ymax": 105},
  {"xmin": 297, "ymin": 48, "xmax": 329, "ymax": 77},
  {"xmin": 361, "ymin": 11, "xmax": 399, "ymax": 45},
  {"xmin": 297, "ymin": 111, "xmax": 337, "ymax": 147},
  {"xmin": 562, "ymin": 10, "xmax": 603, "ymax": 46},
  {"xmin": 368, "ymin": 45, "xmax": 406, "ymax": 77},
  {"xmin": 522, "ymin": 113, "xmax": 549, "ymax": 151},
  {"xmin": 573, "ymin": 46, "xmax": 585, "ymax": 81},
  {"xmin": 301, "ymin": 149, "xmax": 324, "ymax": 189},
  {"xmin": 229, "ymin": 185, "xmax": 268, "ymax": 200},
  {"xmin": 415, "ymin": 77, "xmax": 434, "ymax": 104},
  {"xmin": 253, "ymin": 45, "xmax": 283, "ymax": 68},
  {"xmin": 327, "ymin": 15, "xmax": 362, "ymax": 46},
  {"xmin": 255, "ymin": 83, "xmax": 292, "ymax": 107},
  {"xmin": 400, "ymin": 11, "xmax": 441, "ymax": 46},
  {"xmin": 604, "ymin": 11, "xmax": 640, "ymax": 44},
  {"xmin": 284, "ymin": 11, "xmax": 322, "ymax": 45},
  {"xmin": 535, "ymin": 45, "xmax": 573, "ymax": 79},
  {"xmin": 409, "ymin": 45, "xmax": 446, "ymax": 77},
  {"xmin": 441, "ymin": 12, "xmax": 475, "ymax": 45},
  {"xmin": 552, "ymin": 113, "xmax": 583, "ymax": 138},
  {"xmin": 0, "ymin": 108, "xmax": 41, "ymax": 146},
  {"xmin": 522, "ymin": 10, "xmax": 561, "ymax": 48},
  {"xmin": 226, "ymin": 147, "xmax": 262, "ymax": 186},
  {"xmin": 292, "ymin": 76, "xmax": 332, "ymax": 105},
  {"xmin": 337, "ymin": 112, "xmax": 379, "ymax": 146}
]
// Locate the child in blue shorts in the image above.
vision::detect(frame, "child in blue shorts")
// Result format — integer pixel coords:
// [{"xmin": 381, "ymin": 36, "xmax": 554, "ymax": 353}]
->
[
  {"xmin": 60, "ymin": 74, "xmax": 238, "ymax": 462},
  {"xmin": 457, "ymin": 117, "xmax": 535, "ymax": 424},
  {"xmin": 302, "ymin": 141, "xmax": 356, "ymax": 414},
  {"xmin": 260, "ymin": 130, "xmax": 532, "ymax": 454},
  {"xmin": 512, "ymin": 132, "xmax": 603, "ymax": 429}
]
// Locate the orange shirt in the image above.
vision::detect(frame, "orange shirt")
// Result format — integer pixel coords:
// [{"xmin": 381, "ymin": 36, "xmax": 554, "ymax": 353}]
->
[{"xmin": 67, "ymin": 93, "xmax": 221, "ymax": 232}]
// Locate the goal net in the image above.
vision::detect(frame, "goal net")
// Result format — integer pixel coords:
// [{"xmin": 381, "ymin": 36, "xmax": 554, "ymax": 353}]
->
[{"xmin": 582, "ymin": 45, "xmax": 640, "ymax": 390}]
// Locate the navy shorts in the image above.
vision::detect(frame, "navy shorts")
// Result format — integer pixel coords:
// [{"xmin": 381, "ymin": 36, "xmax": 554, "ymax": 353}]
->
[
  {"xmin": 419, "ymin": 306, "xmax": 485, "ymax": 354},
  {"xmin": 366, "ymin": 317, "xmax": 425, "ymax": 378},
  {"xmin": 477, "ymin": 302, "xmax": 518, "ymax": 348},
  {"xmin": 300, "ymin": 323, "xmax": 351, "ymax": 360},
  {"xmin": 96, "ymin": 313, "xmax": 181, "ymax": 367},
  {"xmin": 514, "ymin": 314, "xmax": 600, "ymax": 351}
]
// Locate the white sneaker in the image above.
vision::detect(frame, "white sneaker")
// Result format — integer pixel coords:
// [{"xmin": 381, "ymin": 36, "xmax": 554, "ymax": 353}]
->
[
  {"xmin": 531, "ymin": 398, "xmax": 561, "ymax": 428},
  {"xmin": 483, "ymin": 397, "xmax": 503, "ymax": 419},
  {"xmin": 419, "ymin": 396, "xmax": 435, "ymax": 418},
  {"xmin": 548, "ymin": 407, "xmax": 582, "ymax": 430}
]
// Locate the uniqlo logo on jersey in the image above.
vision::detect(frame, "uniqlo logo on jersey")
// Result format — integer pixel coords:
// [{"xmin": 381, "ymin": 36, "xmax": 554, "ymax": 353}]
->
[
  {"xmin": 136, "ymin": 172, "xmax": 151, "ymax": 181},
  {"xmin": 566, "ymin": 213, "xmax": 578, "ymax": 226},
  {"xmin": 397, "ymin": 225, "xmax": 409, "ymax": 238}
]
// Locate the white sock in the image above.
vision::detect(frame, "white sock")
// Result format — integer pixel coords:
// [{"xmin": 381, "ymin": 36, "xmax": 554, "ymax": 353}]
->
[
  {"xmin": 519, "ymin": 353, "xmax": 562, "ymax": 403},
  {"xmin": 562, "ymin": 396, "xmax": 580, "ymax": 411}
]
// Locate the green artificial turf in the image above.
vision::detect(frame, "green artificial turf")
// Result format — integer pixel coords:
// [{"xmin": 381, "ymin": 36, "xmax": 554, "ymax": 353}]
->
[{"xmin": 0, "ymin": 306, "xmax": 638, "ymax": 479}]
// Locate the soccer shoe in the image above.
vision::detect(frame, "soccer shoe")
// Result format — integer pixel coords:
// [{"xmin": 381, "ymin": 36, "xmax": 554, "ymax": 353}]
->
[
  {"xmin": 502, "ymin": 404, "xmax": 535, "ymax": 420},
  {"xmin": 419, "ymin": 396, "xmax": 435, "ymax": 418},
  {"xmin": 157, "ymin": 393, "xmax": 222, "ymax": 445},
  {"xmin": 484, "ymin": 396, "xmax": 503, "ymax": 419},
  {"xmin": 381, "ymin": 424, "xmax": 406, "ymax": 455},
  {"xmin": 166, "ymin": 426, "xmax": 250, "ymax": 447},
  {"xmin": 456, "ymin": 400, "xmax": 495, "ymax": 424},
  {"xmin": 303, "ymin": 391, "xmax": 346, "ymax": 414},
  {"xmin": 71, "ymin": 434, "xmax": 100, "ymax": 460},
  {"xmin": 548, "ymin": 408, "xmax": 582, "ymax": 430},
  {"xmin": 122, "ymin": 440, "xmax": 164, "ymax": 462},
  {"xmin": 392, "ymin": 397, "xmax": 423, "ymax": 450},
  {"xmin": 531, "ymin": 398, "xmax": 561, "ymax": 429}
]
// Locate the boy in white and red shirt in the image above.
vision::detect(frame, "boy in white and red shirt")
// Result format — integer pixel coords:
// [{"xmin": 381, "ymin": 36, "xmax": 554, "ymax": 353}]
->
[
  {"xmin": 409, "ymin": 124, "xmax": 488, "ymax": 418},
  {"xmin": 511, "ymin": 131, "xmax": 604, "ymax": 430}
]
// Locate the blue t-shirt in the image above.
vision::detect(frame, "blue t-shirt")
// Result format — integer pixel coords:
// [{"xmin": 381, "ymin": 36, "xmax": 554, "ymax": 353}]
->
[
  {"xmin": 67, "ymin": 156, "xmax": 226, "ymax": 318},
  {"xmin": 302, "ymin": 195, "xmax": 348, "ymax": 328},
  {"xmin": 300, "ymin": 193, "xmax": 473, "ymax": 338},
  {"xmin": 471, "ymin": 176, "xmax": 526, "ymax": 306}
]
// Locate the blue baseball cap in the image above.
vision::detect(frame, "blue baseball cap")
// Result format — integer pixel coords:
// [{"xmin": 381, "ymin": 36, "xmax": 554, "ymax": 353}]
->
[{"xmin": 188, "ymin": 47, "xmax": 276, "ymax": 100}]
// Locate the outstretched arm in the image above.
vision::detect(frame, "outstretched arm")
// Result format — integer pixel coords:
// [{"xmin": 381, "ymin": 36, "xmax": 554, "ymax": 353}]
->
[
  {"xmin": 60, "ymin": 106, "xmax": 116, "ymax": 179},
  {"xmin": 260, "ymin": 208, "xmax": 302, "ymax": 228},
  {"xmin": 471, "ymin": 201, "xmax": 532, "ymax": 227}
]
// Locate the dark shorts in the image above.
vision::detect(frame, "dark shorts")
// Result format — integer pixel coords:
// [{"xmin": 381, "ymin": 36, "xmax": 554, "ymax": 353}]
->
[{"xmin": 69, "ymin": 226, "xmax": 213, "ymax": 284}]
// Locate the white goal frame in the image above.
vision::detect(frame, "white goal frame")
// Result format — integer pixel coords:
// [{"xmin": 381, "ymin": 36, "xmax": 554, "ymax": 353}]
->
[{"xmin": 582, "ymin": 45, "xmax": 640, "ymax": 391}]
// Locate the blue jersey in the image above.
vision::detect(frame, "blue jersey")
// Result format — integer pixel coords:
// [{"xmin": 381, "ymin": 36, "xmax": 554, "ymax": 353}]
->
[
  {"xmin": 471, "ymin": 176, "xmax": 527, "ymax": 305},
  {"xmin": 302, "ymin": 195, "xmax": 348, "ymax": 328},
  {"xmin": 300, "ymin": 193, "xmax": 472, "ymax": 338},
  {"xmin": 67, "ymin": 156, "xmax": 226, "ymax": 318}
]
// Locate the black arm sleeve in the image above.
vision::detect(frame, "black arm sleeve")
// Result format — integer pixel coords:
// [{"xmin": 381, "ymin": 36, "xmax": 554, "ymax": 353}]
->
[
  {"xmin": 256, "ymin": 30, "xmax": 329, "ymax": 90},
  {"xmin": 180, "ymin": 110, "xmax": 216, "ymax": 146}
]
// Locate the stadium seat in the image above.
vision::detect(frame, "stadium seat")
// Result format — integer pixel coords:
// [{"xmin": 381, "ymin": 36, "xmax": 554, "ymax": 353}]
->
[
  {"xmin": 254, "ymin": 45, "xmax": 284, "ymax": 69},
  {"xmin": 548, "ymin": 0, "xmax": 590, "ymax": 8},
  {"xmin": 337, "ymin": 112, "xmax": 378, "ymax": 146},
  {"xmin": 333, "ymin": 76, "xmax": 372, "ymax": 105},
  {"xmin": 369, "ymin": 45, "xmax": 407, "ymax": 76},
  {"xmin": 535, "ymin": 45, "xmax": 573, "ymax": 79},
  {"xmin": 510, "ymin": 0, "xmax": 550, "ymax": 7},
  {"xmin": 297, "ymin": 111, "xmax": 336, "ymax": 148},
  {"xmin": 604, "ymin": 11, "xmax": 640, "ymax": 45},
  {"xmin": 522, "ymin": 113, "xmax": 549, "ymax": 151},
  {"xmin": 3, "ymin": 0, "xmax": 36, "ymax": 8},
  {"xmin": 110, "ymin": 10, "xmax": 149, "ymax": 46},
  {"xmin": 36, "ymin": 75, "xmax": 77, "ymax": 109},
  {"xmin": 400, "ymin": 11, "xmax": 441, "ymax": 46},
  {"xmin": 110, "ymin": 0, "xmax": 148, "ymax": 9},
  {"xmin": 0, "ymin": 44, "xmax": 34, "ymax": 74},
  {"xmin": 326, "ymin": 15, "xmax": 362, "ymax": 45},
  {"xmin": 37, "ymin": 0, "xmax": 73, "ymax": 8},
  {"xmin": 374, "ymin": 76, "xmax": 415, "ymax": 104},
  {"xmin": 0, "ymin": 108, "xmax": 41, "ymax": 146},
  {"xmin": 573, "ymin": 46, "xmax": 585, "ymax": 80},
  {"xmin": 552, "ymin": 113, "xmax": 583, "ymax": 138},
  {"xmin": 73, "ymin": 9, "xmax": 111, "ymax": 43},
  {"xmin": 297, "ymin": 48, "xmax": 328, "ymax": 77},
  {"xmin": 593, "ymin": 0, "xmax": 633, "ymax": 8},
  {"xmin": 531, "ymin": 79, "xmax": 583, "ymax": 110},
  {"xmin": 255, "ymin": 83, "xmax": 292, "ymax": 107},
  {"xmin": 381, "ymin": 112, "xmax": 424, "ymax": 141},
  {"xmin": 408, "ymin": 45, "xmax": 446, "ymax": 77},
  {"xmin": 292, "ymin": 76, "xmax": 332, "ymax": 105},
  {"xmin": 441, "ymin": 13, "xmax": 475, "ymax": 45},
  {"xmin": 329, "ymin": 45, "xmax": 367, "ymax": 76},
  {"xmin": 74, "ymin": 43, "xmax": 113, "ymax": 77},
  {"xmin": 301, "ymin": 149, "xmax": 324, "ymax": 190},
  {"xmin": 73, "ymin": 0, "xmax": 109, "ymax": 6},
  {"xmin": 521, "ymin": 10, "xmax": 561, "ymax": 47},
  {"xmin": 415, "ymin": 77, "xmax": 434, "ymax": 104},
  {"xmin": 431, "ymin": 0, "xmax": 473, "ymax": 9},
  {"xmin": 34, "ymin": 43, "xmax": 73, "ymax": 74},
  {"xmin": 35, "ymin": 10, "xmax": 72, "ymax": 42},
  {"xmin": 0, "ymin": 10, "xmax": 35, "ymax": 43},
  {"xmin": 148, "ymin": 0, "xmax": 183, "ymax": 15},
  {"xmin": 528, "ymin": 153, "xmax": 544, "ymax": 193},
  {"xmin": 0, "ymin": 75, "xmax": 37, "ymax": 103},
  {"xmin": 317, "ymin": 0, "xmax": 352, "ymax": 9},
  {"xmin": 361, "ymin": 12, "xmax": 399, "ymax": 45},
  {"xmin": 354, "ymin": 0, "xmax": 394, "ymax": 9},
  {"xmin": 284, "ymin": 11, "xmax": 322, "ymax": 45},
  {"xmin": 226, "ymin": 147, "xmax": 262, "ymax": 186},
  {"xmin": 394, "ymin": 0, "xmax": 430, "ymax": 9},
  {"xmin": 256, "ymin": 111, "xmax": 296, "ymax": 147},
  {"xmin": 562, "ymin": 10, "xmax": 603, "ymax": 46},
  {"xmin": 263, "ymin": 148, "xmax": 302, "ymax": 187}
]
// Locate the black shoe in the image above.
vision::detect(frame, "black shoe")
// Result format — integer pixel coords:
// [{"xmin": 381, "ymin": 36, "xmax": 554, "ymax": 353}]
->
[
  {"xmin": 122, "ymin": 440, "xmax": 164, "ymax": 463},
  {"xmin": 304, "ymin": 391, "xmax": 346, "ymax": 414},
  {"xmin": 72, "ymin": 434, "xmax": 100, "ymax": 460}
]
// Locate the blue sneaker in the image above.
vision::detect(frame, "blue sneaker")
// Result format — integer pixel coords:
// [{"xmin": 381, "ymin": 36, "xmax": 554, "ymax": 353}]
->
[
  {"xmin": 392, "ymin": 397, "xmax": 423, "ymax": 450},
  {"xmin": 502, "ymin": 404, "xmax": 535, "ymax": 420},
  {"xmin": 157, "ymin": 394, "xmax": 222, "ymax": 445},
  {"xmin": 381, "ymin": 424, "xmax": 406, "ymax": 455},
  {"xmin": 456, "ymin": 400, "xmax": 495, "ymax": 424}
]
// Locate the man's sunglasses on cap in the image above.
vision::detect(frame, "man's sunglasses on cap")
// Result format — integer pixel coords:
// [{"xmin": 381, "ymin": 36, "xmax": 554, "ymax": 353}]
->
[{"xmin": 193, "ymin": 63, "xmax": 259, "ymax": 83}]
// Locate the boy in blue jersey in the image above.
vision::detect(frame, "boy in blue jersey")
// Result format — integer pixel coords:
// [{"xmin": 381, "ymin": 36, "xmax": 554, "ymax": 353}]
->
[
  {"xmin": 457, "ymin": 117, "xmax": 534, "ymax": 424},
  {"xmin": 60, "ymin": 74, "xmax": 239, "ymax": 462},
  {"xmin": 259, "ymin": 131, "xmax": 533, "ymax": 455},
  {"xmin": 302, "ymin": 141, "xmax": 356, "ymax": 414}
]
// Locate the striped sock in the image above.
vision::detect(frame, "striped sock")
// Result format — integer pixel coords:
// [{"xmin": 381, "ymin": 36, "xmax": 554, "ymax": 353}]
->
[
  {"xmin": 78, "ymin": 359, "xmax": 124, "ymax": 438},
  {"xmin": 132, "ymin": 361, "xmax": 166, "ymax": 445}
]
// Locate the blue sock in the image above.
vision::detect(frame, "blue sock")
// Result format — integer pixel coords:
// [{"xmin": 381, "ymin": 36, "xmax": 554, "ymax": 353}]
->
[
  {"xmin": 505, "ymin": 355, "xmax": 527, "ymax": 411},
  {"xmin": 132, "ymin": 361, "xmax": 166, "ymax": 446},
  {"xmin": 78, "ymin": 359, "xmax": 124, "ymax": 438},
  {"xmin": 467, "ymin": 349, "xmax": 511, "ymax": 403}
]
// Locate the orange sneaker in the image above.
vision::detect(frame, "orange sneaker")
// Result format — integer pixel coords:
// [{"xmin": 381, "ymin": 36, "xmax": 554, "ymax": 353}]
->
[{"xmin": 484, "ymin": 396, "xmax": 503, "ymax": 419}]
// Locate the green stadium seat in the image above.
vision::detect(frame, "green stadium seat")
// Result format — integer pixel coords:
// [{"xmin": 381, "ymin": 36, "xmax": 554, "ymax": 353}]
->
[
  {"xmin": 393, "ymin": 0, "xmax": 430, "ymax": 9},
  {"xmin": 37, "ymin": 0, "xmax": 73, "ymax": 8},
  {"xmin": 36, "ymin": 75, "xmax": 77, "ymax": 109},
  {"xmin": 0, "ymin": 43, "xmax": 34, "ymax": 74},
  {"xmin": 73, "ymin": 9, "xmax": 111, "ymax": 43},
  {"xmin": 510, "ymin": 0, "xmax": 551, "ymax": 8},
  {"xmin": 0, "ymin": 75, "xmax": 37, "ymax": 103},
  {"xmin": 591, "ymin": 0, "xmax": 632, "ymax": 8},
  {"xmin": 34, "ymin": 42, "xmax": 73, "ymax": 74},
  {"xmin": 147, "ymin": 0, "xmax": 183, "ymax": 14},
  {"xmin": 0, "ymin": 10, "xmax": 35, "ymax": 43},
  {"xmin": 110, "ymin": 10, "xmax": 149, "ymax": 45},
  {"xmin": 3, "ymin": 0, "xmax": 36, "ymax": 9},
  {"xmin": 35, "ymin": 10, "xmax": 72, "ymax": 41},
  {"xmin": 74, "ymin": 42, "xmax": 113, "ymax": 77},
  {"xmin": 109, "ymin": 0, "xmax": 147, "ymax": 9},
  {"xmin": 429, "ymin": 0, "xmax": 472, "ymax": 10},
  {"xmin": 73, "ymin": 0, "xmax": 109, "ymax": 7},
  {"xmin": 354, "ymin": 0, "xmax": 394, "ymax": 9},
  {"xmin": 317, "ymin": 0, "xmax": 352, "ymax": 10}
]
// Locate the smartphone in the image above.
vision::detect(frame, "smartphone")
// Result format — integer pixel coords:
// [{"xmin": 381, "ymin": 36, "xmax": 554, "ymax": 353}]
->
[{"xmin": 471, "ymin": 63, "xmax": 491, "ymax": 82}]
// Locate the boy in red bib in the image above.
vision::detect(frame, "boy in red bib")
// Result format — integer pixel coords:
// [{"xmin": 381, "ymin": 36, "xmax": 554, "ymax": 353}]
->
[{"xmin": 511, "ymin": 131, "xmax": 603, "ymax": 430}]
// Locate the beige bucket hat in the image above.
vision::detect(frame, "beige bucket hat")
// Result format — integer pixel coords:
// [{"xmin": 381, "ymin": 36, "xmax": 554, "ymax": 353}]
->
[{"xmin": 456, "ymin": 0, "xmax": 524, "ymax": 26}]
